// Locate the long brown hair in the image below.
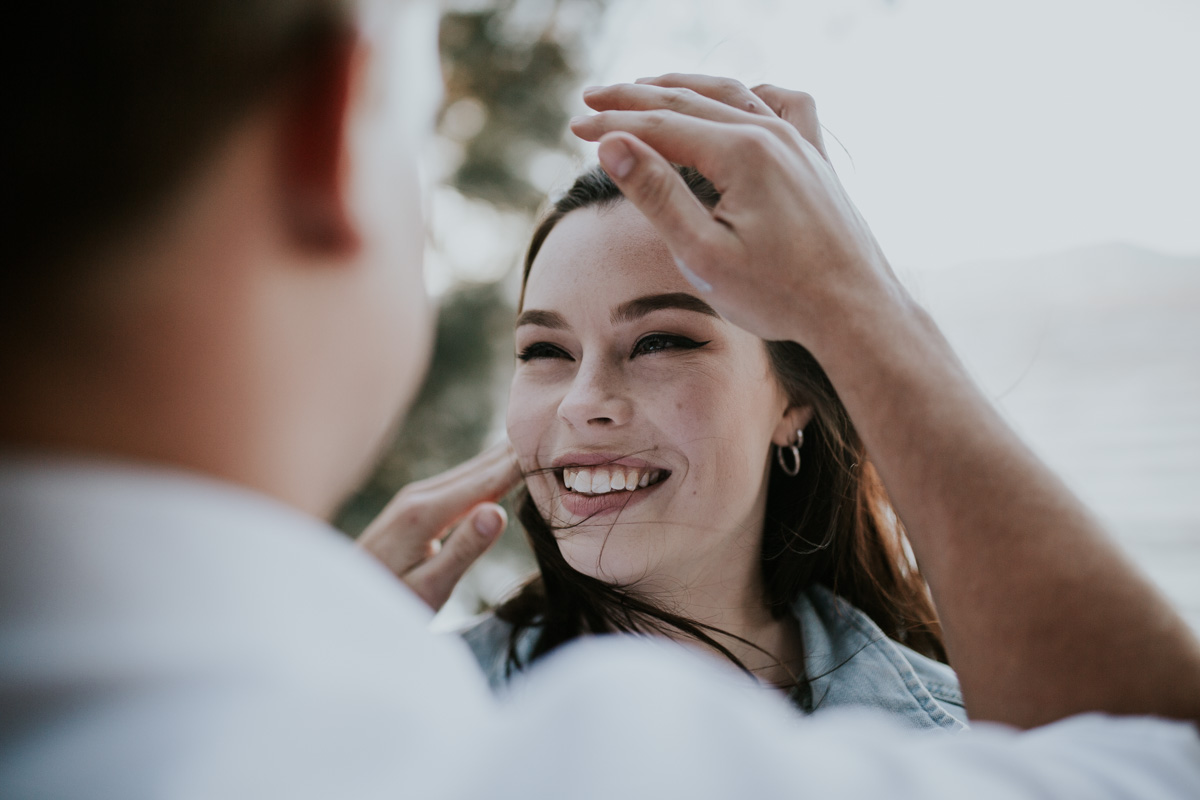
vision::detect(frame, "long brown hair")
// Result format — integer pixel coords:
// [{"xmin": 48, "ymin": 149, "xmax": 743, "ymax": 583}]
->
[{"xmin": 498, "ymin": 165, "xmax": 945, "ymax": 682}]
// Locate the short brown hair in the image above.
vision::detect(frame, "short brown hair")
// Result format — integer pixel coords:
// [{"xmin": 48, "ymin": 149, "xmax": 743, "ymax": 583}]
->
[{"xmin": 6, "ymin": 1, "xmax": 353, "ymax": 307}]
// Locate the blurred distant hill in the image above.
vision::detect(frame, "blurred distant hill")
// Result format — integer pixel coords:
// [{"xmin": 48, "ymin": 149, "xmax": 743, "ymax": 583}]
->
[{"xmin": 907, "ymin": 244, "xmax": 1200, "ymax": 632}]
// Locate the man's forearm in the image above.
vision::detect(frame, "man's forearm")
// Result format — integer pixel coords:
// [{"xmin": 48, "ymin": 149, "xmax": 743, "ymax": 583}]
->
[
  {"xmin": 570, "ymin": 74, "xmax": 1200, "ymax": 728},
  {"xmin": 810, "ymin": 290, "xmax": 1200, "ymax": 728}
]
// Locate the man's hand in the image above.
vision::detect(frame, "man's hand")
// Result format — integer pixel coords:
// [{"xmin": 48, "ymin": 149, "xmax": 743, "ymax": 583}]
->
[
  {"xmin": 570, "ymin": 74, "xmax": 904, "ymax": 354},
  {"xmin": 573, "ymin": 74, "xmax": 1200, "ymax": 729},
  {"xmin": 357, "ymin": 441, "xmax": 522, "ymax": 612}
]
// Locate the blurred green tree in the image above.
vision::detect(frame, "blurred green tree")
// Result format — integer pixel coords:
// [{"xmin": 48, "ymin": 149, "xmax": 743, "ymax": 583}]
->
[{"xmin": 335, "ymin": 0, "xmax": 609, "ymax": 543}]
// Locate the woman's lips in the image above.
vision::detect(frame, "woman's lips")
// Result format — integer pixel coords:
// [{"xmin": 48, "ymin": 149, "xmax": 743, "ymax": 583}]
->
[
  {"xmin": 562, "ymin": 465, "xmax": 664, "ymax": 494},
  {"xmin": 556, "ymin": 466, "xmax": 668, "ymax": 519}
]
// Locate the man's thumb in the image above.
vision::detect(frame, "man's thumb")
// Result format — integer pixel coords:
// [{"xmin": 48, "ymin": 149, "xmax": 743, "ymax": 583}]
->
[
  {"xmin": 597, "ymin": 135, "xmax": 637, "ymax": 179},
  {"xmin": 596, "ymin": 132, "xmax": 721, "ymax": 291}
]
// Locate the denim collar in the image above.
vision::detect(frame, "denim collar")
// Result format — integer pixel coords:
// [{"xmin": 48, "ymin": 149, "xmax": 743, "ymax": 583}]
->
[
  {"xmin": 791, "ymin": 585, "xmax": 965, "ymax": 731},
  {"xmin": 462, "ymin": 584, "xmax": 966, "ymax": 732}
]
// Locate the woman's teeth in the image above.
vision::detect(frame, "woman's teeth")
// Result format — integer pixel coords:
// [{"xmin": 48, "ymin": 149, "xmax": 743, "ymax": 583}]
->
[{"xmin": 563, "ymin": 466, "xmax": 663, "ymax": 495}]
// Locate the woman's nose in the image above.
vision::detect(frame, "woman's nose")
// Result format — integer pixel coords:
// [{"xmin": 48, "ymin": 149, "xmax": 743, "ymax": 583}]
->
[{"xmin": 557, "ymin": 360, "xmax": 633, "ymax": 429}]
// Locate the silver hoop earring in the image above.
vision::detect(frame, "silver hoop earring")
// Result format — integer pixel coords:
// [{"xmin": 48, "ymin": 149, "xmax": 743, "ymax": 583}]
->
[
  {"xmin": 776, "ymin": 428, "xmax": 804, "ymax": 477},
  {"xmin": 776, "ymin": 443, "xmax": 801, "ymax": 477}
]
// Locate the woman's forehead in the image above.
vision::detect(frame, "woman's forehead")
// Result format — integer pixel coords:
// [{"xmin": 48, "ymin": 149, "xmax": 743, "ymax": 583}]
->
[{"xmin": 524, "ymin": 203, "xmax": 689, "ymax": 304}]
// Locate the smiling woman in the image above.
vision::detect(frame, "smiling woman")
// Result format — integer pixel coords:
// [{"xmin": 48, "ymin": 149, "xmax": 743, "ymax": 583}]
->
[{"xmin": 462, "ymin": 165, "xmax": 966, "ymax": 728}]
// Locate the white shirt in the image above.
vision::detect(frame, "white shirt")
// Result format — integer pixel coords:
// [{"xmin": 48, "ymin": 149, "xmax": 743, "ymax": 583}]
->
[{"xmin": 2, "ymin": 457, "xmax": 1197, "ymax": 799}]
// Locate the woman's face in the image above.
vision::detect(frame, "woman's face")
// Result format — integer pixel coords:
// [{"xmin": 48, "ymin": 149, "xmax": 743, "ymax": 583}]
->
[{"xmin": 507, "ymin": 200, "xmax": 807, "ymax": 589}]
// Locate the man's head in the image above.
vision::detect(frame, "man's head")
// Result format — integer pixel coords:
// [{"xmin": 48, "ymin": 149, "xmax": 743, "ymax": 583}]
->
[{"xmin": 3, "ymin": 0, "xmax": 442, "ymax": 516}]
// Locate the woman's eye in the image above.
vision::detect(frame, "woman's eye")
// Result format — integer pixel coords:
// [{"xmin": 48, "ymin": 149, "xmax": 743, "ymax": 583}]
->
[
  {"xmin": 517, "ymin": 342, "xmax": 572, "ymax": 362},
  {"xmin": 631, "ymin": 334, "xmax": 710, "ymax": 357}
]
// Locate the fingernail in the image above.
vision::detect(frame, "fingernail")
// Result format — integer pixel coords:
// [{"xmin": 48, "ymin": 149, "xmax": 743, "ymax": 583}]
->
[
  {"xmin": 582, "ymin": 85, "xmax": 604, "ymax": 94},
  {"xmin": 473, "ymin": 508, "xmax": 503, "ymax": 539},
  {"xmin": 598, "ymin": 139, "xmax": 636, "ymax": 179},
  {"xmin": 674, "ymin": 257, "xmax": 713, "ymax": 292}
]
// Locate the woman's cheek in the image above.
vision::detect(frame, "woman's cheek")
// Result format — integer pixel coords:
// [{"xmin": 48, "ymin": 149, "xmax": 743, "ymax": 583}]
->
[
  {"xmin": 506, "ymin": 382, "xmax": 556, "ymax": 515},
  {"xmin": 525, "ymin": 471, "xmax": 557, "ymax": 522},
  {"xmin": 653, "ymin": 378, "xmax": 719, "ymax": 436},
  {"xmin": 505, "ymin": 380, "xmax": 540, "ymax": 455}
]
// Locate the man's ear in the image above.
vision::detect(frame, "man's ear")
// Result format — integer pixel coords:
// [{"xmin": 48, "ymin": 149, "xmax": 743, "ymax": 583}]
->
[
  {"xmin": 278, "ymin": 33, "xmax": 365, "ymax": 256},
  {"xmin": 772, "ymin": 404, "xmax": 815, "ymax": 446}
]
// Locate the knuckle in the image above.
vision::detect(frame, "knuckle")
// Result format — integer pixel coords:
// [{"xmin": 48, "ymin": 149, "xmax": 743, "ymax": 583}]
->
[
  {"xmin": 749, "ymin": 84, "xmax": 780, "ymax": 110},
  {"xmin": 666, "ymin": 86, "xmax": 697, "ymax": 109},
  {"xmin": 791, "ymin": 90, "xmax": 816, "ymax": 110},
  {"xmin": 394, "ymin": 497, "xmax": 430, "ymax": 530},
  {"xmin": 715, "ymin": 77, "xmax": 750, "ymax": 101},
  {"xmin": 763, "ymin": 118, "xmax": 795, "ymax": 140},
  {"xmin": 722, "ymin": 77, "xmax": 747, "ymax": 92},
  {"xmin": 738, "ymin": 125, "xmax": 778, "ymax": 156},
  {"xmin": 644, "ymin": 109, "xmax": 672, "ymax": 129}
]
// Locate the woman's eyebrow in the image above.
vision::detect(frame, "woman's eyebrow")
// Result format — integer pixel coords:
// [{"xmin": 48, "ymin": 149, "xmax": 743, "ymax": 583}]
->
[
  {"xmin": 515, "ymin": 293, "xmax": 718, "ymax": 330},
  {"xmin": 611, "ymin": 292, "xmax": 720, "ymax": 324},
  {"xmin": 515, "ymin": 309, "xmax": 568, "ymax": 330}
]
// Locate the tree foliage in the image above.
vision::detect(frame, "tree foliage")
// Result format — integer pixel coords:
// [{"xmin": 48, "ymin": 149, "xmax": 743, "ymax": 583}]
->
[{"xmin": 335, "ymin": 0, "xmax": 609, "ymax": 538}]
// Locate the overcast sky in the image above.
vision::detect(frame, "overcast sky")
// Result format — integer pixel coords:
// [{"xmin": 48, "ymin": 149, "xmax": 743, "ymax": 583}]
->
[{"xmin": 580, "ymin": 0, "xmax": 1200, "ymax": 270}]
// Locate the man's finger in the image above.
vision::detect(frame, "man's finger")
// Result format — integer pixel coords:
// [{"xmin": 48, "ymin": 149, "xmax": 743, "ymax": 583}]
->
[
  {"xmin": 357, "ymin": 442, "xmax": 520, "ymax": 575},
  {"xmin": 403, "ymin": 503, "xmax": 507, "ymax": 612},
  {"xmin": 635, "ymin": 73, "xmax": 779, "ymax": 119},
  {"xmin": 401, "ymin": 444, "xmax": 521, "ymax": 534},
  {"xmin": 594, "ymin": 131, "xmax": 734, "ymax": 290},
  {"xmin": 583, "ymin": 82, "xmax": 769, "ymax": 127},
  {"xmin": 383, "ymin": 441, "xmax": 518, "ymax": 534},
  {"xmin": 750, "ymin": 84, "xmax": 828, "ymax": 160},
  {"xmin": 570, "ymin": 109, "xmax": 768, "ymax": 183}
]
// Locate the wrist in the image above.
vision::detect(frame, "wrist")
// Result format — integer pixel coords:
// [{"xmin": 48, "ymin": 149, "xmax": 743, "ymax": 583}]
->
[{"xmin": 795, "ymin": 262, "xmax": 927, "ymax": 366}]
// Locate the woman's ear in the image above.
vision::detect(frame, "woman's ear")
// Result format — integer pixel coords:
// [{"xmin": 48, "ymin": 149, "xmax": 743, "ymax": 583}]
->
[{"xmin": 772, "ymin": 404, "xmax": 815, "ymax": 446}]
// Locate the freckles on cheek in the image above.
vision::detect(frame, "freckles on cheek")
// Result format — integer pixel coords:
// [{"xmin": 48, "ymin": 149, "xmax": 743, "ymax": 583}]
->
[
  {"xmin": 662, "ymin": 378, "xmax": 728, "ymax": 432},
  {"xmin": 505, "ymin": 413, "xmax": 538, "ymax": 458},
  {"xmin": 505, "ymin": 386, "xmax": 545, "ymax": 455},
  {"xmin": 505, "ymin": 392, "xmax": 558, "ymax": 516},
  {"xmin": 507, "ymin": 423, "xmax": 550, "ymax": 506},
  {"xmin": 662, "ymin": 392, "xmax": 718, "ymax": 494},
  {"xmin": 663, "ymin": 374, "xmax": 768, "ymax": 486}
]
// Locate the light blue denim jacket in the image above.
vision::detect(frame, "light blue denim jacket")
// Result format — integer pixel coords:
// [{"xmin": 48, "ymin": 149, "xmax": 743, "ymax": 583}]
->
[{"xmin": 461, "ymin": 584, "xmax": 968, "ymax": 732}]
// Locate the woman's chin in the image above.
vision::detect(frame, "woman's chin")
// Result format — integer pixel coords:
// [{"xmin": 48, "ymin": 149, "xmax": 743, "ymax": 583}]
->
[{"xmin": 557, "ymin": 537, "xmax": 650, "ymax": 586}]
